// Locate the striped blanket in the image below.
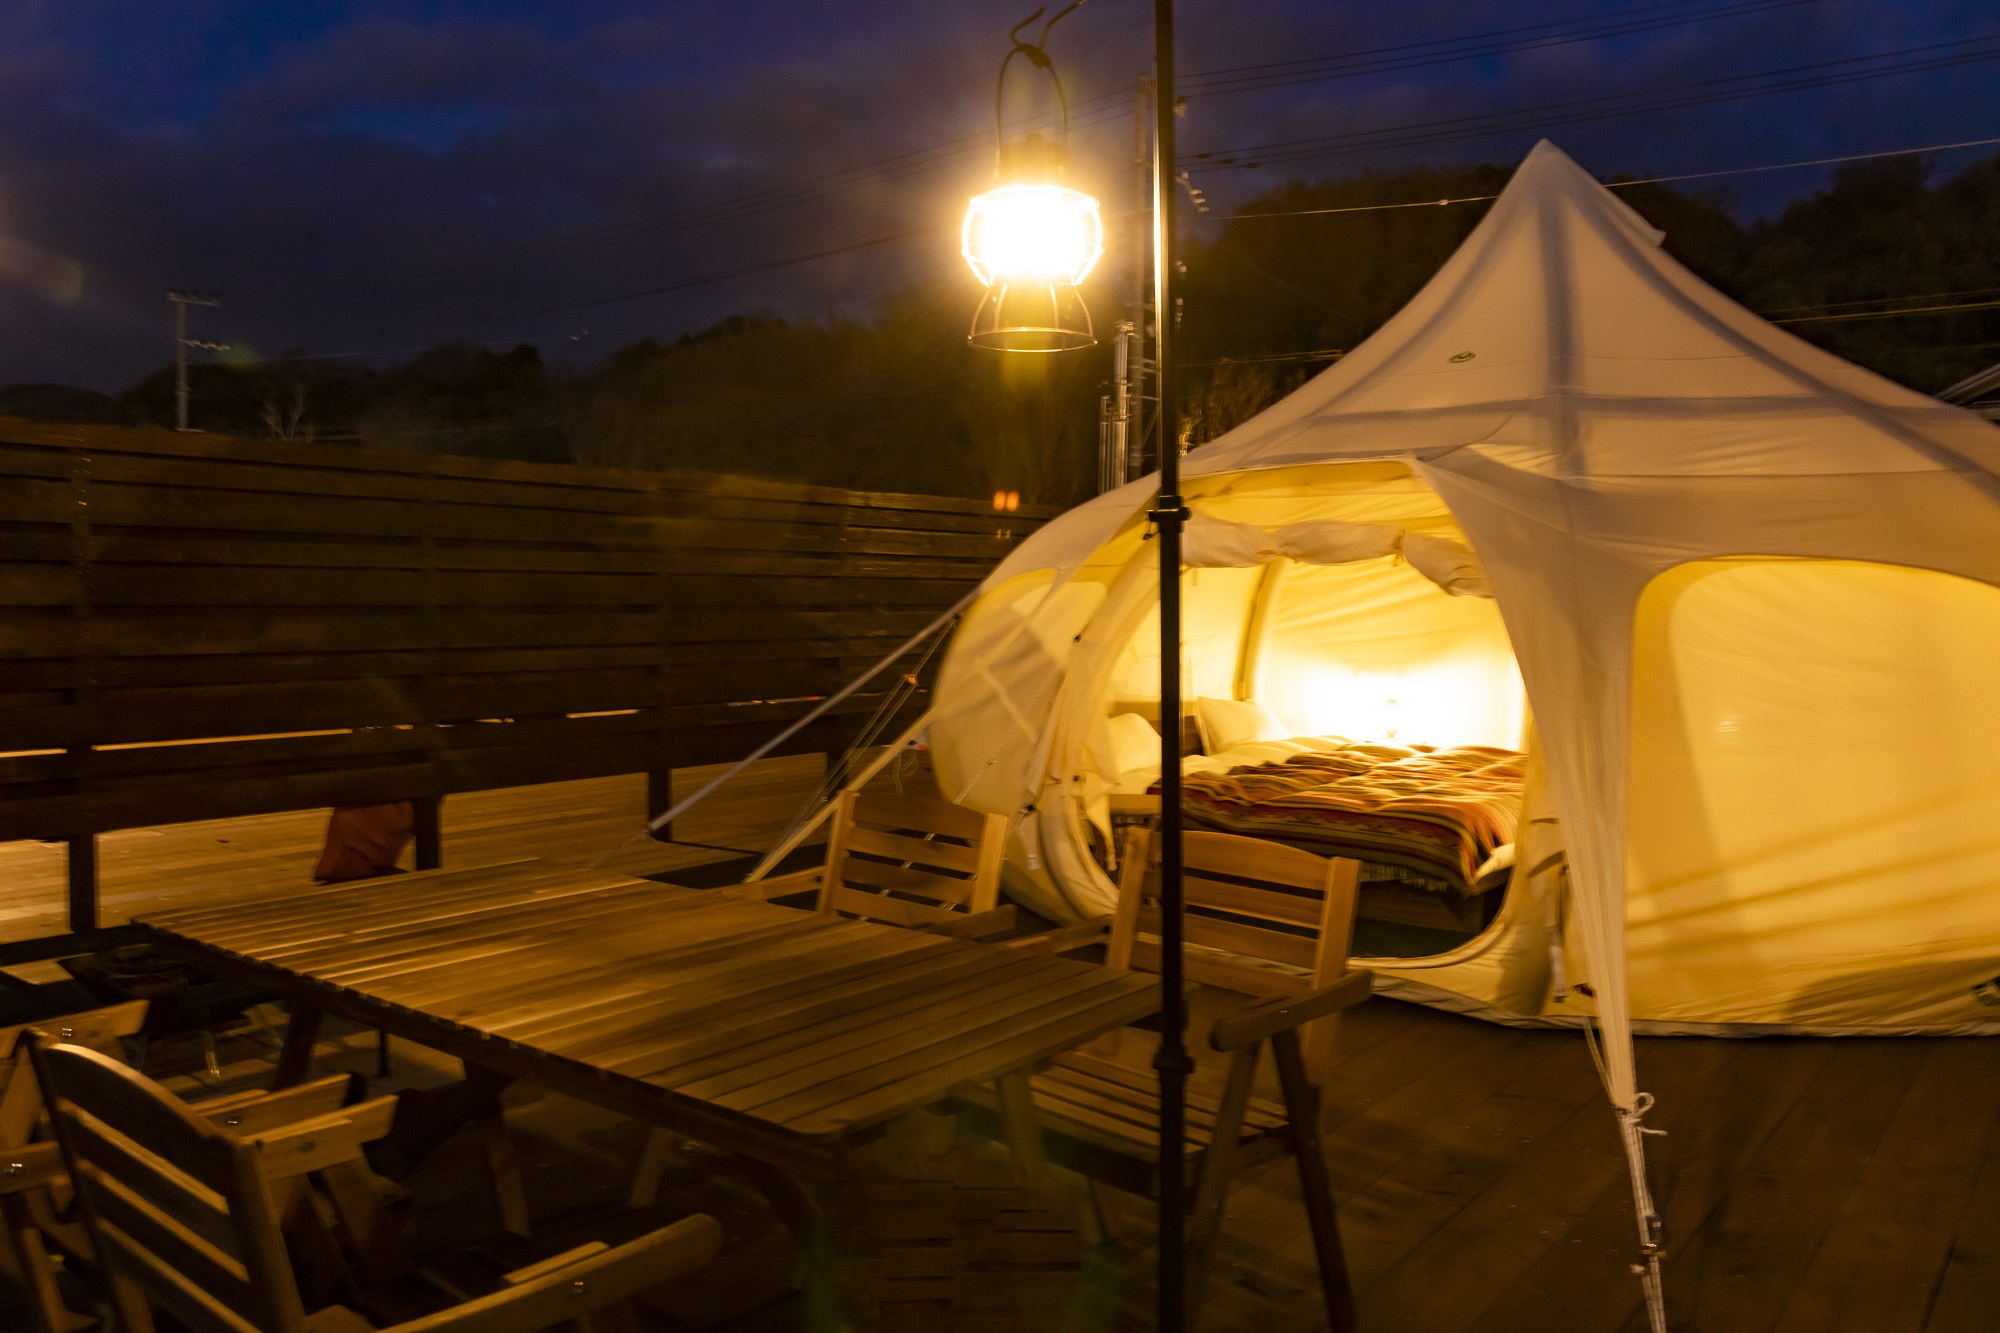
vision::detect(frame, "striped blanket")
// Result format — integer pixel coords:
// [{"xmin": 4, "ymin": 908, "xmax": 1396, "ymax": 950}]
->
[{"xmin": 1172, "ymin": 740, "xmax": 1525, "ymax": 895}]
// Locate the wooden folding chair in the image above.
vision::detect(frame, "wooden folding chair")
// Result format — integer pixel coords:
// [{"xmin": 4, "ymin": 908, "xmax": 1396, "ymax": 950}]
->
[
  {"xmin": 737, "ymin": 789, "xmax": 1014, "ymax": 937},
  {"xmin": 30, "ymin": 1038, "xmax": 723, "ymax": 1333},
  {"xmin": 0, "ymin": 1001, "xmax": 149, "ymax": 1333},
  {"xmin": 959, "ymin": 827, "xmax": 1370, "ymax": 1331},
  {"xmin": 1, "ymin": 1004, "xmax": 406, "ymax": 1333}
]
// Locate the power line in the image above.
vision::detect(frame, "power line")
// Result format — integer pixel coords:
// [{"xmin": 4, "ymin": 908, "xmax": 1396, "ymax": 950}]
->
[
  {"xmin": 1176, "ymin": 0, "xmax": 1815, "ymax": 102},
  {"xmin": 1757, "ymin": 283, "xmax": 2000, "ymax": 316},
  {"xmin": 1770, "ymin": 296, "xmax": 2000, "ymax": 324},
  {"xmin": 1200, "ymin": 133, "xmax": 2000, "ymax": 222},
  {"xmin": 330, "ymin": 0, "xmax": 1824, "ymax": 287},
  {"xmin": 1186, "ymin": 349, "xmax": 1345, "ymax": 367},
  {"xmin": 1189, "ymin": 33, "xmax": 2000, "ymax": 172}
]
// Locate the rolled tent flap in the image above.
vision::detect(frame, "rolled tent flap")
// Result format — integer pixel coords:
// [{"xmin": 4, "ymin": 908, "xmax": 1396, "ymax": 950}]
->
[
  {"xmin": 1182, "ymin": 510, "xmax": 1492, "ymax": 597},
  {"xmin": 1403, "ymin": 531, "xmax": 1493, "ymax": 597}
]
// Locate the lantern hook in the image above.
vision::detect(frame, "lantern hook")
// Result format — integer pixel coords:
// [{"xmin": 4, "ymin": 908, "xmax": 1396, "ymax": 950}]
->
[{"xmin": 996, "ymin": 1, "xmax": 1087, "ymax": 153}]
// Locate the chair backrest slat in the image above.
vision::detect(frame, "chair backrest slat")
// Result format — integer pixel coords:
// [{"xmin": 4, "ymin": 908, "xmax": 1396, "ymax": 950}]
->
[
  {"xmin": 34, "ymin": 1041, "xmax": 308, "ymax": 1333},
  {"xmin": 58, "ymin": 1104, "xmax": 238, "ymax": 1251},
  {"xmin": 75, "ymin": 1156, "xmax": 259, "ymax": 1330},
  {"xmin": 839, "ymin": 857, "xmax": 980, "ymax": 906},
  {"xmin": 843, "ymin": 824, "xmax": 985, "ymax": 877},
  {"xmin": 37, "ymin": 1048, "xmax": 238, "ymax": 1194},
  {"xmin": 1124, "ymin": 938, "xmax": 1309, "ymax": 999},
  {"xmin": 1180, "ymin": 870, "xmax": 1328, "ymax": 929},
  {"xmin": 855, "ymin": 790, "xmax": 993, "ymax": 842},
  {"xmin": 814, "ymin": 790, "xmax": 1008, "ymax": 926},
  {"xmin": 1109, "ymin": 826, "xmax": 1361, "ymax": 1073},
  {"xmin": 825, "ymin": 886, "xmax": 962, "ymax": 928},
  {"xmin": 1134, "ymin": 904, "xmax": 1320, "ymax": 971}
]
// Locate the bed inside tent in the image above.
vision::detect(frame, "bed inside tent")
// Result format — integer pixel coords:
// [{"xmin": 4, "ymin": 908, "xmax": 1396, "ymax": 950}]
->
[{"xmin": 1083, "ymin": 462, "xmax": 1529, "ymax": 959}]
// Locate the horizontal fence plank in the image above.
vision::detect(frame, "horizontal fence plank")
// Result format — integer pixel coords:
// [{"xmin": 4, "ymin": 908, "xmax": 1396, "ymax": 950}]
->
[{"xmin": 0, "ymin": 414, "xmax": 1045, "ymax": 838}]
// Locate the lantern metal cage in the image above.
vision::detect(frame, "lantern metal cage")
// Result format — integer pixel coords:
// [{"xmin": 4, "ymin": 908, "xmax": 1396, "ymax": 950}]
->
[{"xmin": 962, "ymin": 4, "xmax": 1100, "ymax": 352}]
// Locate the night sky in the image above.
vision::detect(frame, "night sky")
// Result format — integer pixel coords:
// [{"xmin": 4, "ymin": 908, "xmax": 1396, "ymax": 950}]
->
[{"xmin": 2, "ymin": 0, "xmax": 1996, "ymax": 390}]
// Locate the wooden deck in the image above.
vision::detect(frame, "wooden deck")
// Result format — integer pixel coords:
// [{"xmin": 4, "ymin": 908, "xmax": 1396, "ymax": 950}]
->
[
  {"xmin": 3, "ymin": 772, "xmax": 1996, "ymax": 1331},
  {"xmin": 0, "ymin": 758, "xmax": 825, "ymax": 944}
]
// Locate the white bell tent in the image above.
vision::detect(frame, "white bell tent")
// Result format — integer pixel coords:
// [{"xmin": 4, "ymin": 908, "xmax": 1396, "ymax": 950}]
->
[{"xmin": 928, "ymin": 139, "xmax": 2000, "ymax": 1141}]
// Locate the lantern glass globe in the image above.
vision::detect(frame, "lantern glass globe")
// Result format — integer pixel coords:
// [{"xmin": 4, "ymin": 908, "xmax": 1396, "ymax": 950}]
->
[{"xmin": 962, "ymin": 184, "xmax": 1104, "ymax": 288}]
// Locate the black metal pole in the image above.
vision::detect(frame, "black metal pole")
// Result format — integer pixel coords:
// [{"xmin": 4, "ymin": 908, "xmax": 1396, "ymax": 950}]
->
[{"xmin": 1150, "ymin": 1, "xmax": 1191, "ymax": 1329}]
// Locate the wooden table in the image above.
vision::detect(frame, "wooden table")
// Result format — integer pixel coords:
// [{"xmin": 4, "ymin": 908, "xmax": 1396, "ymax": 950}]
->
[{"xmin": 132, "ymin": 860, "xmax": 1160, "ymax": 1201}]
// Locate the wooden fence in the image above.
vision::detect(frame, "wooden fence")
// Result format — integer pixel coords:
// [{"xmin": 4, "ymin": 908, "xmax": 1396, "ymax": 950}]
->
[{"xmin": 0, "ymin": 415, "xmax": 1056, "ymax": 937}]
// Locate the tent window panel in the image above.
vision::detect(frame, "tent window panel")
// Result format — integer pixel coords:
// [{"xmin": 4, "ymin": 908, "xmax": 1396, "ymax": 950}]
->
[
  {"xmin": 1626, "ymin": 559, "xmax": 2000, "ymax": 1027},
  {"xmin": 1105, "ymin": 566, "xmax": 1264, "ymax": 718},
  {"xmin": 1257, "ymin": 556, "xmax": 1525, "ymax": 748}
]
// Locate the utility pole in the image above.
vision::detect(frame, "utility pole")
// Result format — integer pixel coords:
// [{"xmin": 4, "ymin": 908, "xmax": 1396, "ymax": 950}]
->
[
  {"xmin": 1093, "ymin": 76, "xmax": 1155, "ymax": 495},
  {"xmin": 168, "ymin": 290, "xmax": 223, "ymax": 431},
  {"xmin": 1105, "ymin": 320, "xmax": 1133, "ymax": 490},
  {"xmin": 1129, "ymin": 75, "xmax": 1153, "ymax": 480}
]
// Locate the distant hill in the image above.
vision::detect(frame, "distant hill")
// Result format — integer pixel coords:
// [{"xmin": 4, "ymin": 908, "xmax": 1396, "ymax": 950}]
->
[{"xmin": 0, "ymin": 383, "xmax": 117, "ymax": 423}]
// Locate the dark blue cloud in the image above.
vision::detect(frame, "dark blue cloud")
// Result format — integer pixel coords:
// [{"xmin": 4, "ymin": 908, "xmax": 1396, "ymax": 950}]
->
[{"xmin": 0, "ymin": 0, "xmax": 1994, "ymax": 389}]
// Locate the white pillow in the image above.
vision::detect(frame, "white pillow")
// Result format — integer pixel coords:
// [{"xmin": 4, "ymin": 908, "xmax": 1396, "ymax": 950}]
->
[
  {"xmin": 1196, "ymin": 697, "xmax": 1290, "ymax": 753},
  {"xmin": 1105, "ymin": 711, "xmax": 1163, "ymax": 779}
]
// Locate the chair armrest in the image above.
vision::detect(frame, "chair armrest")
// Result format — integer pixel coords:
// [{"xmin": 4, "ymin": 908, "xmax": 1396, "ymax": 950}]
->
[
  {"xmin": 383, "ymin": 1213, "xmax": 724, "ymax": 1332},
  {"xmin": 0, "ymin": 1141, "xmax": 63, "ymax": 1194},
  {"xmin": 916, "ymin": 905, "xmax": 1017, "ymax": 940},
  {"xmin": 500, "ymin": 1241, "xmax": 610, "ymax": 1286},
  {"xmin": 1209, "ymin": 969, "xmax": 1373, "ymax": 1052},
  {"xmin": 1004, "ymin": 914, "xmax": 1113, "ymax": 955},
  {"xmin": 250, "ymin": 1095, "xmax": 398, "ymax": 1181},
  {"xmin": 196, "ymin": 1073, "xmax": 358, "ymax": 1136}
]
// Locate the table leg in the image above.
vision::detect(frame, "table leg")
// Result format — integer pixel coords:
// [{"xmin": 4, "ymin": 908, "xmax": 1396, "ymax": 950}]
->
[
  {"xmin": 317, "ymin": 1159, "xmax": 412, "ymax": 1284},
  {"xmin": 475, "ymin": 1103, "xmax": 533, "ymax": 1239},
  {"xmin": 995, "ymin": 1068, "xmax": 1048, "ymax": 1184},
  {"xmin": 272, "ymin": 1002, "xmax": 324, "ymax": 1089},
  {"xmin": 628, "ymin": 1127, "xmax": 678, "ymax": 1209}
]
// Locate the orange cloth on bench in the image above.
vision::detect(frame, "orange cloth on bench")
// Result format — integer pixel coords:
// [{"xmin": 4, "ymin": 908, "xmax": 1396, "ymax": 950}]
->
[{"xmin": 313, "ymin": 802, "xmax": 414, "ymax": 882}]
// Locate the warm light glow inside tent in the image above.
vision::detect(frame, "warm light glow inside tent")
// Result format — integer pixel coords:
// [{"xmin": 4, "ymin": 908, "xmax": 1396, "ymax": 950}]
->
[
  {"xmin": 1625, "ymin": 558, "xmax": 2000, "ymax": 1029},
  {"xmin": 1257, "ymin": 560, "xmax": 1524, "ymax": 748}
]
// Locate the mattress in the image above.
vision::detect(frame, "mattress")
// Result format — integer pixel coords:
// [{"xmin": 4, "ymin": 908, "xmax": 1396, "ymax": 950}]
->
[{"xmin": 1167, "ymin": 739, "xmax": 1525, "ymax": 895}]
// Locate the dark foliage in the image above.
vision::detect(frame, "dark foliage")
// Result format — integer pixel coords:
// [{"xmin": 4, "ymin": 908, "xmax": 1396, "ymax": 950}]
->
[{"xmin": 10, "ymin": 152, "xmax": 1991, "ymax": 508}]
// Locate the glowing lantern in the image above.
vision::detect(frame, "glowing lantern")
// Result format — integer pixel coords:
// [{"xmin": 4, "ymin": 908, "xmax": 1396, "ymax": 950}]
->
[
  {"xmin": 962, "ymin": 183, "xmax": 1103, "ymax": 289},
  {"xmin": 962, "ymin": 6, "xmax": 1100, "ymax": 354}
]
